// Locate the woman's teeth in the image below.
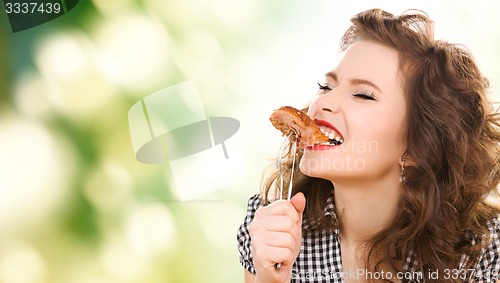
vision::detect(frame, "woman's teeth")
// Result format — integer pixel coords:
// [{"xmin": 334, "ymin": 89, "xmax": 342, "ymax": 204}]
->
[{"xmin": 319, "ymin": 128, "xmax": 344, "ymax": 145}]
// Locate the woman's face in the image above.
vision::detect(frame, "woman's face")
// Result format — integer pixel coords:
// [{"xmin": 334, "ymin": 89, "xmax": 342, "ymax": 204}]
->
[{"xmin": 300, "ymin": 40, "xmax": 407, "ymax": 184}]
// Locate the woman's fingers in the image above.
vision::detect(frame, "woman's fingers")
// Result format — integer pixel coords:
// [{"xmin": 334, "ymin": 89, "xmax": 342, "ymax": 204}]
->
[
  {"xmin": 256, "ymin": 230, "xmax": 297, "ymax": 249},
  {"xmin": 256, "ymin": 200, "xmax": 300, "ymax": 223},
  {"xmin": 256, "ymin": 215, "xmax": 300, "ymax": 237}
]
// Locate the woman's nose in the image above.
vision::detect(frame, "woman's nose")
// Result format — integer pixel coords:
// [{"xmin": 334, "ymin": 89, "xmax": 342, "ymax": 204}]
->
[{"xmin": 314, "ymin": 91, "xmax": 341, "ymax": 114}]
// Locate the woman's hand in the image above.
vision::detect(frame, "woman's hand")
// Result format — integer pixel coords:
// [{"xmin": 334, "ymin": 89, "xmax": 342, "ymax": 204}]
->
[{"xmin": 249, "ymin": 193, "xmax": 306, "ymax": 283}]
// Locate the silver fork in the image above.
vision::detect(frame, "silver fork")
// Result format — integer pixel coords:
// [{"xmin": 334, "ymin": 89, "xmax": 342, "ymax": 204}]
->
[
  {"xmin": 275, "ymin": 135, "xmax": 298, "ymax": 270},
  {"xmin": 277, "ymin": 133, "xmax": 297, "ymax": 200},
  {"xmin": 287, "ymin": 141, "xmax": 297, "ymax": 200},
  {"xmin": 276, "ymin": 134, "xmax": 288, "ymax": 200}
]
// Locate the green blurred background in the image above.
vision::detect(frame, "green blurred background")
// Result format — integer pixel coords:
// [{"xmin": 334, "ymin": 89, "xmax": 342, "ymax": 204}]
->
[{"xmin": 0, "ymin": 1, "xmax": 499, "ymax": 282}]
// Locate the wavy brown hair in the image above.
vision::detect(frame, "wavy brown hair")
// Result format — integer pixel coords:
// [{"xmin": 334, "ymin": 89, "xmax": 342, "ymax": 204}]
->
[{"xmin": 261, "ymin": 9, "xmax": 500, "ymax": 282}]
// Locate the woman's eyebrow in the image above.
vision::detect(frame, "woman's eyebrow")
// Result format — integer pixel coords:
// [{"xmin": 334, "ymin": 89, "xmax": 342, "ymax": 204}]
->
[
  {"xmin": 326, "ymin": 71, "xmax": 382, "ymax": 93},
  {"xmin": 325, "ymin": 71, "xmax": 337, "ymax": 81},
  {"xmin": 350, "ymin": 78, "xmax": 382, "ymax": 93}
]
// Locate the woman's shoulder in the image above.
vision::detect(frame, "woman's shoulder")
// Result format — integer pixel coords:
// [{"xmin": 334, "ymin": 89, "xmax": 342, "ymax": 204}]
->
[
  {"xmin": 472, "ymin": 215, "xmax": 500, "ymax": 282},
  {"xmin": 480, "ymin": 214, "xmax": 500, "ymax": 248},
  {"xmin": 486, "ymin": 214, "xmax": 500, "ymax": 233},
  {"xmin": 482, "ymin": 214, "xmax": 499, "ymax": 251}
]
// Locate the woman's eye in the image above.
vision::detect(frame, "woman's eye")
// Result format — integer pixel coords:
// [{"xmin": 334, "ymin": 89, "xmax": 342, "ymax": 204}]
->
[
  {"xmin": 317, "ymin": 82, "xmax": 332, "ymax": 91},
  {"xmin": 353, "ymin": 91, "xmax": 376, "ymax": 101}
]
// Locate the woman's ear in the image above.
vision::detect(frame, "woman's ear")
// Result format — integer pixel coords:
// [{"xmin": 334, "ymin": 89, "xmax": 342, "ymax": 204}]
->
[{"xmin": 399, "ymin": 154, "xmax": 416, "ymax": 167}]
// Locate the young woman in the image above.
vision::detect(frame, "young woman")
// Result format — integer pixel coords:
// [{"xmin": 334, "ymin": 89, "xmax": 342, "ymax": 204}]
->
[{"xmin": 237, "ymin": 8, "xmax": 500, "ymax": 283}]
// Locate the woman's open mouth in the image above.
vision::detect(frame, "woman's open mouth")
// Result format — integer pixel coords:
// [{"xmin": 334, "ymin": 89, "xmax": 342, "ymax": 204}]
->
[{"xmin": 312, "ymin": 119, "xmax": 344, "ymax": 147}]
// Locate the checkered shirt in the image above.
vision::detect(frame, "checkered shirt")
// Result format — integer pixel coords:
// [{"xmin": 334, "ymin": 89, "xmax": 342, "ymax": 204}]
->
[{"xmin": 237, "ymin": 193, "xmax": 500, "ymax": 282}]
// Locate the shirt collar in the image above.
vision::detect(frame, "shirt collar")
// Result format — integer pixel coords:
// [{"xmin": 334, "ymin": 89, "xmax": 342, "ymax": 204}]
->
[{"xmin": 302, "ymin": 189, "xmax": 339, "ymax": 233}]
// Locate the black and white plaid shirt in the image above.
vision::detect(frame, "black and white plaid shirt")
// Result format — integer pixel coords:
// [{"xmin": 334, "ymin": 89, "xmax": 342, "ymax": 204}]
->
[{"xmin": 237, "ymin": 193, "xmax": 500, "ymax": 282}]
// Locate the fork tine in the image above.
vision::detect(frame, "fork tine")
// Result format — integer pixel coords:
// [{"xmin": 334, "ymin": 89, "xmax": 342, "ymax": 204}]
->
[
  {"xmin": 277, "ymin": 133, "xmax": 291, "ymax": 200},
  {"xmin": 287, "ymin": 141, "xmax": 297, "ymax": 201}
]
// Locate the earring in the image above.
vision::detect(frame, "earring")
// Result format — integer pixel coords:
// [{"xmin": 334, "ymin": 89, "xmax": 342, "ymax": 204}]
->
[{"xmin": 399, "ymin": 157, "xmax": 406, "ymax": 183}]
